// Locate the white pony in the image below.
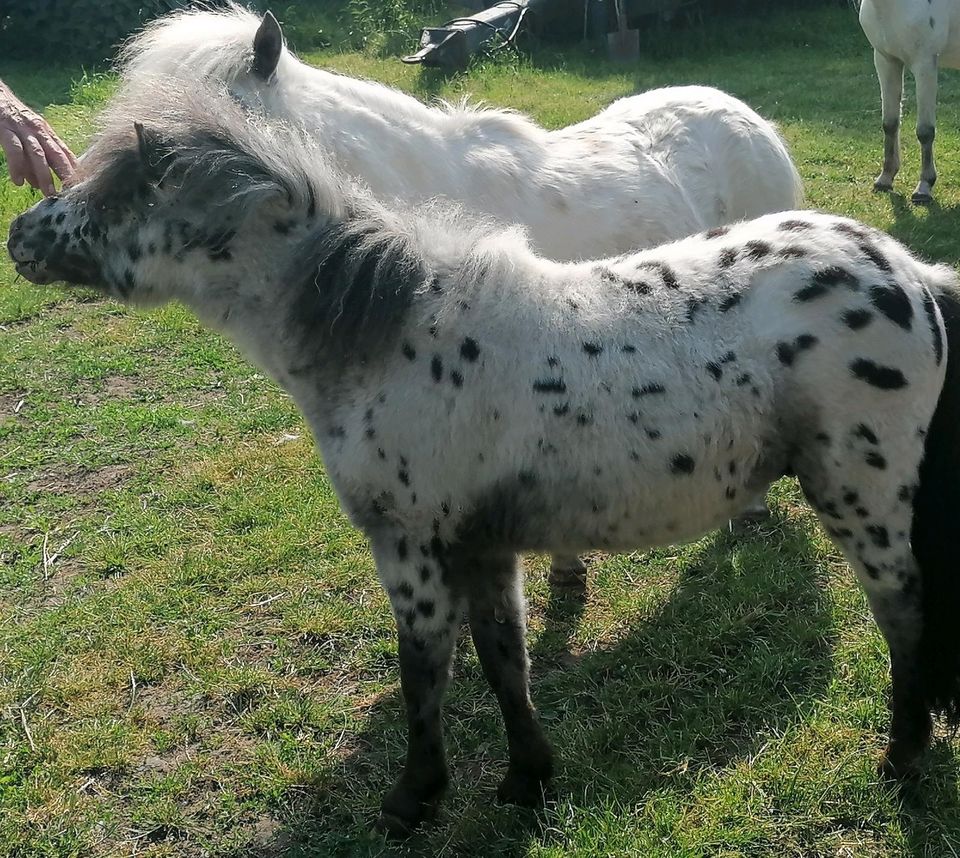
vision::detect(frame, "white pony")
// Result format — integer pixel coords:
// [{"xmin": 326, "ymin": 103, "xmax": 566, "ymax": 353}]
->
[
  {"xmin": 9, "ymin": 79, "xmax": 960, "ymax": 836},
  {"xmin": 119, "ymin": 4, "xmax": 803, "ymax": 581},
  {"xmin": 859, "ymin": 0, "xmax": 960, "ymax": 203}
]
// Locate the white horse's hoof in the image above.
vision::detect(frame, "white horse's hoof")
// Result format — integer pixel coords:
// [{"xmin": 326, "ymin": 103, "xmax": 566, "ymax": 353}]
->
[
  {"xmin": 911, "ymin": 189, "xmax": 933, "ymax": 205},
  {"xmin": 873, "ymin": 177, "xmax": 894, "ymax": 193}
]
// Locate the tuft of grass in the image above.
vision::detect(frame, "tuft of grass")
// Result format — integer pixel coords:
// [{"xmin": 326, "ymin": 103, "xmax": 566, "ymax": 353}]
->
[{"xmin": 2, "ymin": 3, "xmax": 960, "ymax": 856}]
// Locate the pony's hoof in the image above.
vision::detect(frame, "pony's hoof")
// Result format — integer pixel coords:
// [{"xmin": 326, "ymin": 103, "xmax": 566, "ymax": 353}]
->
[
  {"xmin": 873, "ymin": 177, "xmax": 893, "ymax": 193},
  {"xmin": 374, "ymin": 811, "xmax": 417, "ymax": 839},
  {"xmin": 878, "ymin": 739, "xmax": 927, "ymax": 781},
  {"xmin": 911, "ymin": 190, "xmax": 933, "ymax": 206},
  {"xmin": 548, "ymin": 564, "xmax": 588, "ymax": 597},
  {"xmin": 496, "ymin": 769, "xmax": 549, "ymax": 807}
]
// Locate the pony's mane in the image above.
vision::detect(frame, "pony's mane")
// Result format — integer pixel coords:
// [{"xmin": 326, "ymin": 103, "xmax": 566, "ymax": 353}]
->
[
  {"xmin": 80, "ymin": 77, "xmax": 335, "ymax": 220},
  {"xmin": 117, "ymin": 2, "xmax": 546, "ymax": 145},
  {"xmin": 117, "ymin": 1, "xmax": 264, "ymax": 85}
]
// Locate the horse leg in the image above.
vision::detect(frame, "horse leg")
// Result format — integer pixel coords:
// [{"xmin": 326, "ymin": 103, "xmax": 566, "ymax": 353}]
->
[
  {"xmin": 372, "ymin": 536, "xmax": 465, "ymax": 837},
  {"xmin": 467, "ymin": 552, "xmax": 554, "ymax": 805},
  {"xmin": 548, "ymin": 553, "xmax": 588, "ymax": 595},
  {"xmin": 911, "ymin": 56, "xmax": 939, "ymax": 204},
  {"xmin": 798, "ymin": 461, "xmax": 931, "ymax": 777},
  {"xmin": 873, "ymin": 49, "xmax": 904, "ymax": 193}
]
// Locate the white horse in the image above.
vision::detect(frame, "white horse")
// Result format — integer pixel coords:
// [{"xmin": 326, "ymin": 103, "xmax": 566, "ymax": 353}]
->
[
  {"xmin": 120, "ymin": 3, "xmax": 804, "ymax": 581},
  {"xmin": 859, "ymin": 0, "xmax": 960, "ymax": 203},
  {"xmin": 9, "ymin": 79, "xmax": 960, "ymax": 837}
]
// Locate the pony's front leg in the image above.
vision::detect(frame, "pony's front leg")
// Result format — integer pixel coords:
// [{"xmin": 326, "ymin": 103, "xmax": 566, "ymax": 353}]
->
[
  {"xmin": 873, "ymin": 49, "xmax": 904, "ymax": 193},
  {"xmin": 372, "ymin": 537, "xmax": 465, "ymax": 837},
  {"xmin": 912, "ymin": 56, "xmax": 939, "ymax": 205},
  {"xmin": 467, "ymin": 552, "xmax": 553, "ymax": 806}
]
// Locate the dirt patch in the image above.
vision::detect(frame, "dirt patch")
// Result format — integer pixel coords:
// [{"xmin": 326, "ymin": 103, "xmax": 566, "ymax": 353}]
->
[
  {"xmin": 76, "ymin": 374, "xmax": 139, "ymax": 406},
  {"xmin": 0, "ymin": 391, "xmax": 28, "ymax": 424},
  {"xmin": 26, "ymin": 463, "xmax": 134, "ymax": 497}
]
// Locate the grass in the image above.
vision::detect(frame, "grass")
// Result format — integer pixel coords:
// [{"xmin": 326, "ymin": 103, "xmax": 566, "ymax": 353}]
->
[{"xmin": 2, "ymin": 3, "xmax": 960, "ymax": 856}]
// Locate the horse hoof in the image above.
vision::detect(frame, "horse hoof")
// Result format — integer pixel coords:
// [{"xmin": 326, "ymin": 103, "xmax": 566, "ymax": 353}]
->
[
  {"xmin": 548, "ymin": 565, "xmax": 588, "ymax": 596},
  {"xmin": 873, "ymin": 178, "xmax": 893, "ymax": 193},
  {"xmin": 374, "ymin": 811, "xmax": 417, "ymax": 839},
  {"xmin": 878, "ymin": 741, "xmax": 926, "ymax": 782},
  {"xmin": 911, "ymin": 191, "xmax": 933, "ymax": 206},
  {"xmin": 496, "ymin": 769, "xmax": 549, "ymax": 807}
]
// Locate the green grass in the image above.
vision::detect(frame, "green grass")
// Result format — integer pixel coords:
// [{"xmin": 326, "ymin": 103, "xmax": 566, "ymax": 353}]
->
[{"xmin": 2, "ymin": 4, "xmax": 960, "ymax": 856}]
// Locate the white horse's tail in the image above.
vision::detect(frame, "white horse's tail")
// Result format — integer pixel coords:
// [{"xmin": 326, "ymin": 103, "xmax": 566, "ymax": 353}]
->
[{"xmin": 116, "ymin": 1, "xmax": 267, "ymax": 85}]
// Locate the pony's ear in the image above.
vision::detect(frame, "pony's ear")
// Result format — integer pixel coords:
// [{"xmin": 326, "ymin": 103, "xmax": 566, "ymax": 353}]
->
[
  {"xmin": 133, "ymin": 122, "xmax": 172, "ymax": 177},
  {"xmin": 251, "ymin": 11, "xmax": 283, "ymax": 80}
]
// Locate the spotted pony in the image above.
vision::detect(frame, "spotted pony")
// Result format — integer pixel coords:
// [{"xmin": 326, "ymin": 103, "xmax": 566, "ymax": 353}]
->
[{"xmin": 8, "ymin": 81, "xmax": 960, "ymax": 836}]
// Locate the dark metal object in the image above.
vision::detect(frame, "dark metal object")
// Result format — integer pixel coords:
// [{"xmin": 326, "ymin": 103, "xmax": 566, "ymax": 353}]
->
[{"xmin": 402, "ymin": 0, "xmax": 546, "ymax": 71}]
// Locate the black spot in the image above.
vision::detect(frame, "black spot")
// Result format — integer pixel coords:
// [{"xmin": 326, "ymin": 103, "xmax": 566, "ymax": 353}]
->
[
  {"xmin": 735, "ymin": 373, "xmax": 752, "ymax": 387},
  {"xmin": 706, "ymin": 362, "xmax": 723, "ymax": 381},
  {"xmin": 858, "ymin": 239, "xmax": 892, "ymax": 273},
  {"xmin": 922, "ymin": 289, "xmax": 944, "ymax": 365},
  {"xmin": 576, "ymin": 411, "xmax": 593, "ymax": 426},
  {"xmin": 416, "ymin": 600, "xmax": 435, "ymax": 618},
  {"xmin": 670, "ymin": 454, "xmax": 696, "ymax": 475},
  {"xmin": 622, "ymin": 344, "xmax": 636, "ymax": 353},
  {"xmin": 898, "ymin": 484, "xmax": 916, "ymax": 503},
  {"xmin": 869, "ymin": 283, "xmax": 913, "ymax": 330},
  {"xmin": 518, "ymin": 470, "xmax": 537, "ymax": 487},
  {"xmin": 398, "ymin": 470, "xmax": 410, "ymax": 486},
  {"xmin": 450, "ymin": 370, "xmax": 463, "ymax": 388},
  {"xmin": 402, "ymin": 342, "xmax": 416, "ymax": 361},
  {"xmin": 553, "ymin": 402, "xmax": 570, "ymax": 417},
  {"xmin": 633, "ymin": 383, "xmax": 665, "ymax": 397},
  {"xmin": 719, "ymin": 292, "xmax": 742, "ymax": 312},
  {"xmin": 583, "ymin": 342, "xmax": 603, "ymax": 356},
  {"xmin": 842, "ymin": 308, "xmax": 873, "ymax": 330},
  {"xmin": 419, "ymin": 565, "xmax": 431, "ymax": 583},
  {"xmin": 705, "ymin": 225, "xmax": 730, "ymax": 239},
  {"xmin": 725, "ymin": 486, "xmax": 737, "ymax": 499},
  {"xmin": 719, "ymin": 248, "xmax": 738, "ymax": 268},
  {"xmin": 777, "ymin": 342, "xmax": 794, "ymax": 366},
  {"xmin": 533, "ymin": 378, "xmax": 567, "ymax": 394},
  {"xmin": 850, "ymin": 358, "xmax": 907, "ymax": 390},
  {"xmin": 815, "ymin": 432, "xmax": 831, "ymax": 445},
  {"xmin": 395, "ymin": 582, "xmax": 414, "ymax": 600},
  {"xmin": 779, "ymin": 245, "xmax": 808, "ymax": 259},
  {"xmin": 779, "ymin": 219, "xmax": 813, "ymax": 232},
  {"xmin": 843, "ymin": 490, "xmax": 860, "ymax": 505},
  {"xmin": 854, "ymin": 424, "xmax": 879, "ymax": 444},
  {"xmin": 460, "ymin": 337, "xmax": 480, "ymax": 362},
  {"xmin": 397, "ymin": 537, "xmax": 408, "ymax": 560},
  {"xmin": 646, "ymin": 428, "xmax": 661, "ymax": 440},
  {"xmin": 638, "ymin": 260, "xmax": 679, "ymax": 289},
  {"xmin": 867, "ymin": 524, "xmax": 891, "ymax": 549},
  {"xmin": 865, "ymin": 451, "xmax": 888, "ymax": 469},
  {"xmin": 744, "ymin": 239, "xmax": 771, "ymax": 260},
  {"xmin": 431, "ymin": 355, "xmax": 443, "ymax": 382},
  {"xmin": 127, "ymin": 242, "xmax": 142, "ymax": 262}
]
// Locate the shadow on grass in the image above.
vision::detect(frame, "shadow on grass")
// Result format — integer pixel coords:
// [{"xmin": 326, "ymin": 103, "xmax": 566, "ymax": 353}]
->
[
  {"xmin": 885, "ymin": 192, "xmax": 960, "ymax": 268},
  {"xmin": 253, "ymin": 513, "xmax": 851, "ymax": 856}
]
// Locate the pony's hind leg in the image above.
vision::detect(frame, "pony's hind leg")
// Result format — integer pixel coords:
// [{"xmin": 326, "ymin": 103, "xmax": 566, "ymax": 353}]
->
[
  {"xmin": 911, "ymin": 56, "xmax": 939, "ymax": 205},
  {"xmin": 799, "ymin": 454, "xmax": 931, "ymax": 777},
  {"xmin": 548, "ymin": 553, "xmax": 588, "ymax": 595},
  {"xmin": 873, "ymin": 49, "xmax": 904, "ymax": 193},
  {"xmin": 467, "ymin": 552, "xmax": 553, "ymax": 805}
]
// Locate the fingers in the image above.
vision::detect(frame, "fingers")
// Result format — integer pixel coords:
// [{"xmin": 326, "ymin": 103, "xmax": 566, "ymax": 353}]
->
[
  {"xmin": 22, "ymin": 132, "xmax": 56, "ymax": 196},
  {"xmin": 0, "ymin": 126, "xmax": 27, "ymax": 187},
  {"xmin": 35, "ymin": 125, "xmax": 76, "ymax": 183}
]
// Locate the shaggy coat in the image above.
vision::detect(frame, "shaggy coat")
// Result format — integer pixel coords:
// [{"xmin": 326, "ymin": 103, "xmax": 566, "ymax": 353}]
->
[{"xmin": 8, "ymin": 82, "xmax": 960, "ymax": 836}]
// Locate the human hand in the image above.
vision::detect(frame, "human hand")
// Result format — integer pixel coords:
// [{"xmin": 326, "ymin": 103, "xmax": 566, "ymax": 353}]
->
[{"xmin": 0, "ymin": 80, "xmax": 78, "ymax": 196}]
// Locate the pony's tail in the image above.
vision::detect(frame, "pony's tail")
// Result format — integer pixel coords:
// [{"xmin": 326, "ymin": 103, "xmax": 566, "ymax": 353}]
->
[{"xmin": 913, "ymin": 270, "xmax": 960, "ymax": 722}]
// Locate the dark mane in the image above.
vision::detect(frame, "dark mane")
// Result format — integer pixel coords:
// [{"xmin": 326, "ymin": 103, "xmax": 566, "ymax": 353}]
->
[{"xmin": 287, "ymin": 212, "xmax": 430, "ymax": 370}]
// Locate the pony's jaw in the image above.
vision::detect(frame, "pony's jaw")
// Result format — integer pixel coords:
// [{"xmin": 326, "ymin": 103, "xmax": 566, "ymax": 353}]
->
[{"xmin": 7, "ymin": 198, "xmax": 105, "ymax": 289}]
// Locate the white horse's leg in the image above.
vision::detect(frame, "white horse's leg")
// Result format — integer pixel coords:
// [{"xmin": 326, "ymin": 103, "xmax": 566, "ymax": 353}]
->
[
  {"xmin": 548, "ymin": 554, "xmax": 588, "ymax": 594},
  {"xmin": 912, "ymin": 56, "xmax": 939, "ymax": 205},
  {"xmin": 873, "ymin": 49, "xmax": 904, "ymax": 193},
  {"xmin": 731, "ymin": 490, "xmax": 772, "ymax": 527}
]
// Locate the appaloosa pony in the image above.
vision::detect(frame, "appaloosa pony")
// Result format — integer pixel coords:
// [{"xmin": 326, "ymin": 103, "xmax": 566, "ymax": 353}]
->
[
  {"xmin": 860, "ymin": 0, "xmax": 960, "ymax": 203},
  {"xmin": 120, "ymin": 3, "xmax": 804, "ymax": 578},
  {"xmin": 10, "ymin": 81, "xmax": 959, "ymax": 837}
]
